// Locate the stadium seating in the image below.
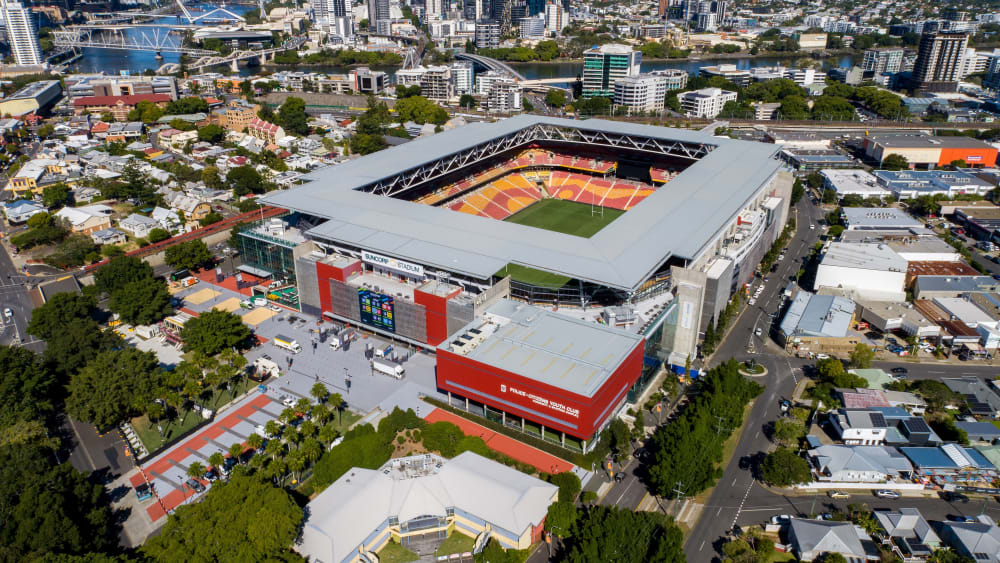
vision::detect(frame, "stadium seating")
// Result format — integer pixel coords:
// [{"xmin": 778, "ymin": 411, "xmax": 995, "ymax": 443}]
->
[
  {"xmin": 649, "ymin": 167, "xmax": 675, "ymax": 184},
  {"xmin": 547, "ymin": 171, "xmax": 658, "ymax": 210}
]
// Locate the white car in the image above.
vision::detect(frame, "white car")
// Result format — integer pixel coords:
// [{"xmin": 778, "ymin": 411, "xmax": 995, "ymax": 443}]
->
[
  {"xmin": 755, "ymin": 328, "xmax": 762, "ymax": 336},
  {"xmin": 748, "ymin": 298, "xmax": 756, "ymax": 306},
  {"xmin": 810, "ymin": 224, "xmax": 815, "ymax": 230},
  {"xmin": 3, "ymin": 308, "xmax": 11, "ymax": 318},
  {"xmin": 268, "ymin": 304, "xmax": 282, "ymax": 312},
  {"xmin": 770, "ymin": 515, "xmax": 792, "ymax": 525},
  {"xmin": 874, "ymin": 489, "xmax": 900, "ymax": 499},
  {"xmin": 778, "ymin": 254, "xmax": 785, "ymax": 261}
]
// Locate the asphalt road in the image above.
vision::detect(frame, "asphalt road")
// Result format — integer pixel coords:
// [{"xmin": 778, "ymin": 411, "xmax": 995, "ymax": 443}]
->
[{"xmin": 0, "ymin": 241, "xmax": 43, "ymax": 352}]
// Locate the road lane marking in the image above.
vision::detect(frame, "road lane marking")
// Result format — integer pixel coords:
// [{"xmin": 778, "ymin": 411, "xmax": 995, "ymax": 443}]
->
[
  {"xmin": 755, "ymin": 431, "xmax": 760, "ymax": 439},
  {"xmin": 731, "ymin": 477, "xmax": 756, "ymax": 530},
  {"xmin": 717, "ymin": 506, "xmax": 723, "ymax": 516},
  {"xmin": 699, "ymin": 541, "xmax": 705, "ymax": 551}
]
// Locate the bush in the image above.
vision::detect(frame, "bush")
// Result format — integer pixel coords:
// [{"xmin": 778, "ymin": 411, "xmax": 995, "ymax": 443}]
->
[
  {"xmin": 147, "ymin": 228, "xmax": 171, "ymax": 243},
  {"xmin": 760, "ymin": 447, "xmax": 811, "ymax": 487},
  {"xmin": 546, "ymin": 471, "xmax": 582, "ymax": 503}
]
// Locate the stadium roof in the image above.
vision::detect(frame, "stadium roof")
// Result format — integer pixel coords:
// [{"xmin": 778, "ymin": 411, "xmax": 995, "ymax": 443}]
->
[
  {"xmin": 264, "ymin": 115, "xmax": 781, "ymax": 291},
  {"xmin": 446, "ymin": 299, "xmax": 644, "ymax": 398}
]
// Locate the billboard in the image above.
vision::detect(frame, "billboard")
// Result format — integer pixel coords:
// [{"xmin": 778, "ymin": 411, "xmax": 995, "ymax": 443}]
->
[{"xmin": 358, "ymin": 289, "xmax": 395, "ymax": 332}]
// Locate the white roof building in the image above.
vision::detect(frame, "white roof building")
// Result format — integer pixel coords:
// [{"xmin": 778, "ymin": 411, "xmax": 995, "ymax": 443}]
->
[
  {"xmin": 814, "ymin": 243, "xmax": 908, "ymax": 301},
  {"xmin": 297, "ymin": 452, "xmax": 557, "ymax": 563},
  {"xmin": 820, "ymin": 169, "xmax": 892, "ymax": 200}
]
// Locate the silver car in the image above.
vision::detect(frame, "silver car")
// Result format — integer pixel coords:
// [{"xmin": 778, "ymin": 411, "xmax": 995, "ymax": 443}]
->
[{"xmin": 874, "ymin": 489, "xmax": 900, "ymax": 499}]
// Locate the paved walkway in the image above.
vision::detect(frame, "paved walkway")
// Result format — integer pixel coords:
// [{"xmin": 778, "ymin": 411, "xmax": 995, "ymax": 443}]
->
[{"xmin": 424, "ymin": 408, "xmax": 575, "ymax": 474}]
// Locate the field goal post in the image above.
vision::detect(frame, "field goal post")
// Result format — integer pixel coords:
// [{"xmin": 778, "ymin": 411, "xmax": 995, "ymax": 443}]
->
[{"xmin": 591, "ymin": 199, "xmax": 604, "ymax": 218}]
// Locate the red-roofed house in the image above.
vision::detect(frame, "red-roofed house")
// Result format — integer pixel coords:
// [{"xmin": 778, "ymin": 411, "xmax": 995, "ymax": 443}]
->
[
  {"xmin": 73, "ymin": 94, "xmax": 171, "ymax": 122},
  {"xmin": 90, "ymin": 121, "xmax": 110, "ymax": 137},
  {"xmin": 246, "ymin": 117, "xmax": 285, "ymax": 144}
]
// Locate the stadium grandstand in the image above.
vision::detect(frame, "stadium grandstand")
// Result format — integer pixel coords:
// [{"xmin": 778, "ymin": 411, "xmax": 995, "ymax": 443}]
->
[{"xmin": 253, "ymin": 115, "xmax": 791, "ymax": 377}]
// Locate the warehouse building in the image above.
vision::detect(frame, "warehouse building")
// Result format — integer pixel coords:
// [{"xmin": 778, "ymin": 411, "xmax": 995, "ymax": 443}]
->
[
  {"xmin": 814, "ymin": 243, "xmax": 909, "ymax": 301},
  {"xmin": 862, "ymin": 135, "xmax": 998, "ymax": 169}
]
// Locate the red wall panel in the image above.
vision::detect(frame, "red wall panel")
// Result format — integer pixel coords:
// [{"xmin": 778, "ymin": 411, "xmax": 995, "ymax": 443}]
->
[
  {"xmin": 414, "ymin": 286, "xmax": 462, "ymax": 346},
  {"xmin": 315, "ymin": 261, "xmax": 362, "ymax": 313},
  {"xmin": 436, "ymin": 339, "xmax": 644, "ymax": 440}
]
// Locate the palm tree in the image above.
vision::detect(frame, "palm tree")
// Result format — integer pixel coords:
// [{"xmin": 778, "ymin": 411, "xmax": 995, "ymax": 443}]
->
[
  {"xmin": 287, "ymin": 450, "xmax": 306, "ymax": 484},
  {"xmin": 284, "ymin": 427, "xmax": 302, "ymax": 450},
  {"xmin": 228, "ymin": 442, "xmax": 245, "ymax": 464},
  {"xmin": 264, "ymin": 420, "xmax": 281, "ymax": 439},
  {"xmin": 299, "ymin": 420, "xmax": 317, "ymax": 439},
  {"xmin": 265, "ymin": 438, "xmax": 285, "ymax": 461},
  {"xmin": 248, "ymin": 454, "xmax": 266, "ymax": 471},
  {"xmin": 247, "ymin": 432, "xmax": 264, "ymax": 452},
  {"xmin": 318, "ymin": 423, "xmax": 339, "ymax": 446},
  {"xmin": 310, "ymin": 404, "xmax": 333, "ymax": 425},
  {"xmin": 295, "ymin": 397, "xmax": 312, "ymax": 414},
  {"xmin": 208, "ymin": 452, "xmax": 225, "ymax": 472},
  {"xmin": 329, "ymin": 393, "xmax": 344, "ymax": 425},
  {"xmin": 180, "ymin": 380, "xmax": 200, "ymax": 425},
  {"xmin": 310, "ymin": 382, "xmax": 329, "ymax": 404},
  {"xmin": 186, "ymin": 461, "xmax": 206, "ymax": 481},
  {"xmin": 280, "ymin": 407, "xmax": 298, "ymax": 426},
  {"xmin": 301, "ymin": 438, "xmax": 323, "ymax": 464}
]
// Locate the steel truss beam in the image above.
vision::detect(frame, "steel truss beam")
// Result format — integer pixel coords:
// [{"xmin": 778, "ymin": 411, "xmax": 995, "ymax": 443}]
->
[{"xmin": 364, "ymin": 124, "xmax": 715, "ymax": 197}]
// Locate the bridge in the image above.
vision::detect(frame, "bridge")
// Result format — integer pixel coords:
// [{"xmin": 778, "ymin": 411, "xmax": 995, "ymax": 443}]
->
[
  {"xmin": 454, "ymin": 52, "xmax": 526, "ymax": 81},
  {"xmin": 156, "ymin": 35, "xmax": 306, "ymax": 73},
  {"xmin": 52, "ymin": 26, "xmax": 216, "ymax": 56},
  {"xmin": 519, "ymin": 77, "xmax": 578, "ymax": 86}
]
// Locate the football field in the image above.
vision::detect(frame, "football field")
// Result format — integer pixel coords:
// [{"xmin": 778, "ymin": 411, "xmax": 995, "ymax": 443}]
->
[{"xmin": 504, "ymin": 198, "xmax": 624, "ymax": 238}]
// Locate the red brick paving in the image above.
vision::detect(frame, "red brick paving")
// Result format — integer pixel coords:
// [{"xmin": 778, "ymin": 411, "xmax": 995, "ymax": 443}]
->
[
  {"xmin": 423, "ymin": 408, "xmax": 575, "ymax": 474},
  {"xmin": 191, "ymin": 269, "xmax": 267, "ymax": 296}
]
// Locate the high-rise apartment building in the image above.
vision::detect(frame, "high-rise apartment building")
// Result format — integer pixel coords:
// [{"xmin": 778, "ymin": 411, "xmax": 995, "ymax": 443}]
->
[
  {"xmin": 490, "ymin": 0, "xmax": 512, "ymax": 34},
  {"xmin": 862, "ymin": 48, "xmax": 903, "ymax": 75},
  {"xmin": 425, "ymin": 0, "xmax": 445, "ymax": 19},
  {"xmin": 911, "ymin": 31, "xmax": 968, "ymax": 92},
  {"xmin": 519, "ymin": 14, "xmax": 545, "ymax": 38},
  {"xmin": 475, "ymin": 20, "xmax": 500, "ymax": 49},
  {"xmin": 581, "ymin": 44, "xmax": 641, "ymax": 98},
  {"xmin": 450, "ymin": 61, "xmax": 474, "ymax": 95},
  {"xmin": 2, "ymin": 0, "xmax": 42, "ymax": 66},
  {"xmin": 464, "ymin": 0, "xmax": 485, "ymax": 21},
  {"xmin": 368, "ymin": 0, "xmax": 391, "ymax": 35},
  {"xmin": 983, "ymin": 48, "xmax": 1000, "ymax": 90},
  {"xmin": 544, "ymin": 0, "xmax": 568, "ymax": 35}
]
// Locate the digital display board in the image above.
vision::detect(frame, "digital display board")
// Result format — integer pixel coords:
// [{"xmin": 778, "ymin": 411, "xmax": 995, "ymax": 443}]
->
[{"xmin": 358, "ymin": 289, "xmax": 395, "ymax": 332}]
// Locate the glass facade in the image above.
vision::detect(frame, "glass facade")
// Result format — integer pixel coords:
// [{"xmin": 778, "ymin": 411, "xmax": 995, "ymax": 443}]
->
[{"xmin": 237, "ymin": 226, "xmax": 298, "ymax": 286}]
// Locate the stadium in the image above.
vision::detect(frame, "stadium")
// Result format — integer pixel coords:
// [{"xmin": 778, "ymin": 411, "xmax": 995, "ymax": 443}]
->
[{"xmin": 247, "ymin": 115, "xmax": 790, "ymax": 447}]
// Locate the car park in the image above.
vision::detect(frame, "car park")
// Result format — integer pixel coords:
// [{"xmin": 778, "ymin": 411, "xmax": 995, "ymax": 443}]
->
[{"xmin": 874, "ymin": 489, "xmax": 900, "ymax": 499}]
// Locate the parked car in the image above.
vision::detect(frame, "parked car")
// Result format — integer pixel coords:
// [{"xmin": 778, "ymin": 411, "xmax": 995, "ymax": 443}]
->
[
  {"xmin": 874, "ymin": 489, "xmax": 900, "ymax": 499},
  {"xmin": 770, "ymin": 515, "xmax": 792, "ymax": 525},
  {"xmin": 185, "ymin": 479, "xmax": 205, "ymax": 493},
  {"xmin": 828, "ymin": 490, "xmax": 850, "ymax": 500},
  {"xmin": 891, "ymin": 367, "xmax": 908, "ymax": 375},
  {"xmin": 135, "ymin": 484, "xmax": 152, "ymax": 501},
  {"xmin": 755, "ymin": 328, "xmax": 762, "ymax": 336},
  {"xmin": 948, "ymin": 515, "xmax": 976, "ymax": 523},
  {"xmin": 940, "ymin": 491, "xmax": 969, "ymax": 503},
  {"xmin": 739, "ymin": 455, "xmax": 752, "ymax": 470}
]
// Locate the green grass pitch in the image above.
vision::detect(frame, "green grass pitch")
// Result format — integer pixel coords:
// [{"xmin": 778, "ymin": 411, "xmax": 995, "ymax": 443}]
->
[{"xmin": 503, "ymin": 198, "xmax": 624, "ymax": 238}]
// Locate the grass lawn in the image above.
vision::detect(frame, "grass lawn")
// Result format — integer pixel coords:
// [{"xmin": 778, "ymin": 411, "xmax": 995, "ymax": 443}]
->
[
  {"xmin": 132, "ymin": 411, "xmax": 205, "ymax": 454},
  {"xmin": 504, "ymin": 198, "xmax": 624, "ymax": 238},
  {"xmin": 992, "ymin": 420, "xmax": 1000, "ymax": 431},
  {"xmin": 331, "ymin": 409, "xmax": 362, "ymax": 433},
  {"xmin": 436, "ymin": 532, "xmax": 475, "ymax": 556},
  {"xmin": 377, "ymin": 541, "xmax": 418, "ymax": 563},
  {"xmin": 767, "ymin": 551, "xmax": 796, "ymax": 562},
  {"xmin": 494, "ymin": 263, "xmax": 572, "ymax": 288}
]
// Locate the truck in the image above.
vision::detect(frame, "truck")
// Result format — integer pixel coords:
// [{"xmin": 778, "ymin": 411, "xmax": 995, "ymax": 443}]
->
[
  {"xmin": 329, "ymin": 329, "xmax": 355, "ymax": 350},
  {"xmin": 273, "ymin": 335, "xmax": 302, "ymax": 354},
  {"xmin": 375, "ymin": 344, "xmax": 393, "ymax": 358},
  {"xmin": 252, "ymin": 357, "xmax": 280, "ymax": 381},
  {"xmin": 372, "ymin": 358, "xmax": 404, "ymax": 379}
]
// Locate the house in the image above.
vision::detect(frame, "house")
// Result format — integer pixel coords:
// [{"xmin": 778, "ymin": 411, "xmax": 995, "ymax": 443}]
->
[
  {"xmin": 246, "ymin": 117, "xmax": 285, "ymax": 144},
  {"xmin": 91, "ymin": 227, "xmax": 128, "ymax": 245},
  {"xmin": 151, "ymin": 207, "xmax": 181, "ymax": 230},
  {"xmin": 163, "ymin": 192, "xmax": 212, "ymax": 221},
  {"xmin": 872, "ymin": 508, "xmax": 941, "ymax": 561},
  {"xmin": 53, "ymin": 205, "xmax": 113, "ymax": 235},
  {"xmin": 900, "ymin": 444, "xmax": 999, "ymax": 486},
  {"xmin": 939, "ymin": 515, "xmax": 1000, "ymax": 563},
  {"xmin": 119, "ymin": 213, "xmax": 160, "ymax": 238},
  {"xmin": 954, "ymin": 421, "xmax": 1000, "ymax": 444},
  {"xmin": 808, "ymin": 445, "xmax": 913, "ymax": 483},
  {"xmin": 3, "ymin": 200, "xmax": 46, "ymax": 224},
  {"xmin": 830, "ymin": 409, "xmax": 889, "ymax": 445},
  {"xmin": 788, "ymin": 518, "xmax": 880, "ymax": 562},
  {"xmin": 158, "ymin": 128, "xmax": 198, "ymax": 150},
  {"xmin": 942, "ymin": 377, "xmax": 1000, "ymax": 418}
]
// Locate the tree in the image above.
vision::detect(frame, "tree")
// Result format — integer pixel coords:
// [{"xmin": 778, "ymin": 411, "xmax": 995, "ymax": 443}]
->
[
  {"xmin": 148, "ymin": 228, "xmax": 171, "ymax": 243},
  {"xmin": 458, "ymin": 93, "xmax": 477, "ymax": 109},
  {"xmin": 544, "ymin": 501, "xmax": 578, "ymax": 534},
  {"xmin": 186, "ymin": 461, "xmax": 206, "ymax": 480},
  {"xmin": 180, "ymin": 309, "xmax": 252, "ymax": 356},
  {"xmin": 760, "ymin": 447, "xmax": 811, "ymax": 487},
  {"xmin": 559, "ymin": 505, "xmax": 685, "ymax": 563},
  {"xmin": 41, "ymin": 182, "xmax": 72, "ymax": 208},
  {"xmin": 227, "ymin": 165, "xmax": 266, "ymax": 196},
  {"xmin": 164, "ymin": 240, "xmax": 214, "ymax": 271},
  {"xmin": 94, "ymin": 255, "xmax": 154, "ymax": 294},
  {"xmin": 310, "ymin": 382, "xmax": 329, "ymax": 404},
  {"xmin": 791, "ymin": 178, "xmax": 805, "ymax": 205},
  {"xmin": 545, "ymin": 89, "xmax": 567, "ymax": 108},
  {"xmin": 142, "ymin": 475, "xmax": 302, "ymax": 562},
  {"xmin": 0, "ymin": 347, "xmax": 56, "ymax": 431},
  {"xmin": 198, "ymin": 212, "xmax": 224, "ymax": 227},
  {"xmin": 277, "ymin": 96, "xmax": 309, "ymax": 135},
  {"xmin": 849, "ymin": 342, "xmax": 874, "ymax": 369},
  {"xmin": 197, "ymin": 124, "xmax": 225, "ymax": 143},
  {"xmin": 66, "ymin": 348, "xmax": 162, "ymax": 430},
  {"xmin": 27, "ymin": 292, "xmax": 98, "ymax": 341},
  {"xmin": 394, "ymin": 95, "xmax": 449, "ymax": 125},
  {"xmin": 778, "ymin": 95, "xmax": 810, "ymax": 119},
  {"xmin": 881, "ymin": 154, "xmax": 910, "ymax": 171},
  {"xmin": 201, "ymin": 166, "xmax": 224, "ymax": 191},
  {"xmin": 127, "ymin": 100, "xmax": 164, "ymax": 123},
  {"xmin": 773, "ymin": 417, "xmax": 806, "ymax": 447},
  {"xmin": 109, "ymin": 277, "xmax": 173, "ymax": 326},
  {"xmin": 329, "ymin": 392, "xmax": 344, "ymax": 424}
]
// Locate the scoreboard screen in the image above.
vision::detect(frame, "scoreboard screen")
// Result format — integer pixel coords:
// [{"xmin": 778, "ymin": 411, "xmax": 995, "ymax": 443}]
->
[{"xmin": 358, "ymin": 289, "xmax": 395, "ymax": 332}]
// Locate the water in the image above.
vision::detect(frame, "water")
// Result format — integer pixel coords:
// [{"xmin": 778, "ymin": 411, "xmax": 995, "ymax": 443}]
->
[{"xmin": 70, "ymin": 3, "xmax": 255, "ymax": 75}]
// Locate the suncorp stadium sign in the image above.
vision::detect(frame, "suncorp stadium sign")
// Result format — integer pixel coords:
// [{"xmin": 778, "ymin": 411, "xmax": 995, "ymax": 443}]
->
[{"xmin": 362, "ymin": 250, "xmax": 425, "ymax": 277}]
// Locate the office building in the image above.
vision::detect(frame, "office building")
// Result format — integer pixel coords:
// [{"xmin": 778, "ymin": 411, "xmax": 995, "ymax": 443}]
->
[
  {"xmin": 526, "ymin": 0, "xmax": 544, "ymax": 16},
  {"xmin": 0, "ymin": 80, "xmax": 61, "ymax": 116},
  {"xmin": 464, "ymin": 0, "xmax": 484, "ymax": 21},
  {"xmin": 425, "ymin": 0, "xmax": 445, "ymax": 19},
  {"xmin": 519, "ymin": 13, "xmax": 544, "ymax": 38},
  {"xmin": 490, "ymin": 0, "xmax": 512, "ymax": 34},
  {"xmin": 368, "ymin": 0, "xmax": 390, "ymax": 35},
  {"xmin": 475, "ymin": 20, "xmax": 500, "ymax": 49},
  {"xmin": 648, "ymin": 69, "xmax": 688, "ymax": 90},
  {"xmin": 677, "ymin": 87, "xmax": 737, "ymax": 118},
  {"xmin": 912, "ymin": 31, "xmax": 969, "ymax": 92},
  {"xmin": 581, "ymin": 44, "xmax": 641, "ymax": 98},
  {"xmin": 985, "ymin": 48, "xmax": 1000, "ymax": 90},
  {"xmin": 862, "ymin": 48, "xmax": 903, "ymax": 74},
  {"xmin": 2, "ymin": 0, "xmax": 43, "ymax": 65},
  {"xmin": 613, "ymin": 74, "xmax": 667, "ymax": 114},
  {"xmin": 544, "ymin": 0, "xmax": 568, "ymax": 35}
]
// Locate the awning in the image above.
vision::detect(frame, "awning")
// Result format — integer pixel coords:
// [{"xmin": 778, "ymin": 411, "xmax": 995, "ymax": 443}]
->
[{"xmin": 237, "ymin": 264, "xmax": 272, "ymax": 278}]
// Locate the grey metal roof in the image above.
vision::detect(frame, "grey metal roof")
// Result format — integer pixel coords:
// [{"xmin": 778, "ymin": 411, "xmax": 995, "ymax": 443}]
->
[
  {"xmin": 445, "ymin": 299, "xmax": 643, "ymax": 398},
  {"xmin": 780, "ymin": 291, "xmax": 855, "ymax": 338},
  {"xmin": 263, "ymin": 115, "xmax": 781, "ymax": 291}
]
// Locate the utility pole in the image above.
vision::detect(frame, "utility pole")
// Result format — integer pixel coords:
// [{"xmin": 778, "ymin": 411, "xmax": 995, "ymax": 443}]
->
[{"xmin": 714, "ymin": 415, "xmax": 730, "ymax": 436}]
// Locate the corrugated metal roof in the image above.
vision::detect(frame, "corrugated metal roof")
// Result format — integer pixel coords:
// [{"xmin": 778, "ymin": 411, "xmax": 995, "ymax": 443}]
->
[{"xmin": 264, "ymin": 115, "xmax": 781, "ymax": 290}]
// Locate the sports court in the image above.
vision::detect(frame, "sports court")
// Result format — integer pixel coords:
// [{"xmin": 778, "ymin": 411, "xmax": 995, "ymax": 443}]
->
[
  {"xmin": 423, "ymin": 408, "xmax": 574, "ymax": 474},
  {"xmin": 240, "ymin": 307, "xmax": 277, "ymax": 326},
  {"xmin": 184, "ymin": 287, "xmax": 221, "ymax": 305},
  {"xmin": 504, "ymin": 198, "xmax": 624, "ymax": 238}
]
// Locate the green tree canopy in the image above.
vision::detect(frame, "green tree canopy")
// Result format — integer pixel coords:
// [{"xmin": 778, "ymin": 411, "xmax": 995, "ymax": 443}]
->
[
  {"xmin": 558, "ymin": 505, "xmax": 685, "ymax": 563},
  {"xmin": 27, "ymin": 292, "xmax": 97, "ymax": 341},
  {"xmin": 760, "ymin": 447, "xmax": 811, "ymax": 487},
  {"xmin": 197, "ymin": 124, "xmax": 225, "ymax": 143},
  {"xmin": 42, "ymin": 183, "xmax": 73, "ymax": 208},
  {"xmin": 278, "ymin": 96, "xmax": 309, "ymax": 135},
  {"xmin": 0, "ymin": 347, "xmax": 56, "ymax": 431},
  {"xmin": 545, "ymin": 89, "xmax": 567, "ymax": 108},
  {"xmin": 66, "ymin": 348, "xmax": 162, "ymax": 430},
  {"xmin": 94, "ymin": 255, "xmax": 154, "ymax": 294},
  {"xmin": 882, "ymin": 154, "xmax": 910, "ymax": 171},
  {"xmin": 227, "ymin": 165, "xmax": 266, "ymax": 196},
  {"xmin": 142, "ymin": 475, "xmax": 303, "ymax": 562},
  {"xmin": 180, "ymin": 309, "xmax": 252, "ymax": 356},
  {"xmin": 849, "ymin": 342, "xmax": 874, "ymax": 369},
  {"xmin": 109, "ymin": 277, "xmax": 173, "ymax": 326},
  {"xmin": 165, "ymin": 96, "xmax": 210, "ymax": 115},
  {"xmin": 148, "ymin": 228, "xmax": 171, "ymax": 243},
  {"xmin": 164, "ymin": 240, "xmax": 214, "ymax": 271},
  {"xmin": 394, "ymin": 95, "xmax": 449, "ymax": 125}
]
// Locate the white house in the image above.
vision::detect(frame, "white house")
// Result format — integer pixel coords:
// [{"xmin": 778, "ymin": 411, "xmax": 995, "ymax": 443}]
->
[
  {"xmin": 809, "ymin": 445, "xmax": 913, "ymax": 482},
  {"xmin": 119, "ymin": 213, "xmax": 160, "ymax": 238}
]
